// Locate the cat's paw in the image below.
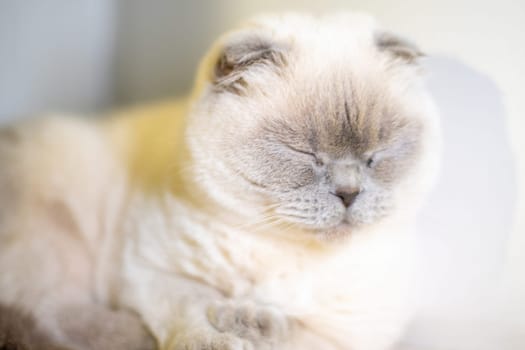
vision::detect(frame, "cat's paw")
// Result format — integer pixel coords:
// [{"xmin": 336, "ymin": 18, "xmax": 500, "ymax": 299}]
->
[
  {"xmin": 170, "ymin": 331, "xmax": 253, "ymax": 350},
  {"xmin": 206, "ymin": 301, "xmax": 289, "ymax": 343}
]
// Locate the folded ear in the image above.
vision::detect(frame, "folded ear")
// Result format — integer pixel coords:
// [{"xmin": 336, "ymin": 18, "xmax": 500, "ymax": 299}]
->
[
  {"xmin": 375, "ymin": 31, "xmax": 423, "ymax": 63},
  {"xmin": 212, "ymin": 32, "xmax": 287, "ymax": 94}
]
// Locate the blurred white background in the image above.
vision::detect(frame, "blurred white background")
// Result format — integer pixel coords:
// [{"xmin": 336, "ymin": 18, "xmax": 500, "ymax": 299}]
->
[{"xmin": 0, "ymin": 1, "xmax": 523, "ymax": 348}]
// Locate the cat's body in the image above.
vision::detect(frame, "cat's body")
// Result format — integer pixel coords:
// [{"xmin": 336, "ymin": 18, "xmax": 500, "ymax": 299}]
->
[{"xmin": 0, "ymin": 13, "xmax": 440, "ymax": 350}]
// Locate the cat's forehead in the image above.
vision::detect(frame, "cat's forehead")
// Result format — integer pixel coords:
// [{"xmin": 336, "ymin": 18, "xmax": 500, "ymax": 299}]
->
[{"xmin": 261, "ymin": 77, "xmax": 412, "ymax": 158}]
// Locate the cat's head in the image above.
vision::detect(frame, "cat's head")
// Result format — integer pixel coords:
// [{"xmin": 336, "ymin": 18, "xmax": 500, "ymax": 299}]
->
[{"xmin": 187, "ymin": 13, "xmax": 440, "ymax": 237}]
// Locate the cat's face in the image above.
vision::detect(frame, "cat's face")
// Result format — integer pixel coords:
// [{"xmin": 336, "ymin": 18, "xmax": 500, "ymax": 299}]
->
[{"xmin": 188, "ymin": 14, "xmax": 440, "ymax": 235}]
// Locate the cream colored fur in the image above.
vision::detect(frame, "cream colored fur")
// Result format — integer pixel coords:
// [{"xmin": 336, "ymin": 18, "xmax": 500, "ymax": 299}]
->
[{"xmin": 0, "ymin": 13, "xmax": 440, "ymax": 350}]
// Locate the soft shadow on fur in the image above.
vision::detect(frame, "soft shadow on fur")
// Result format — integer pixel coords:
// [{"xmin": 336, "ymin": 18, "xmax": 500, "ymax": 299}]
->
[{"xmin": 0, "ymin": 304, "xmax": 68, "ymax": 350}]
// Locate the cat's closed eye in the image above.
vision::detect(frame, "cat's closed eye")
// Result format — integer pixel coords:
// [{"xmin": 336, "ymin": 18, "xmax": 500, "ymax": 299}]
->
[
  {"xmin": 283, "ymin": 144, "xmax": 324, "ymax": 166},
  {"xmin": 299, "ymin": 149, "xmax": 324, "ymax": 167}
]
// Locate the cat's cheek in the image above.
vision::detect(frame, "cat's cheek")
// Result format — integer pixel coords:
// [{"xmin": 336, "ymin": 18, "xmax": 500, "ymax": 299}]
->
[{"xmin": 347, "ymin": 189, "xmax": 393, "ymax": 226}]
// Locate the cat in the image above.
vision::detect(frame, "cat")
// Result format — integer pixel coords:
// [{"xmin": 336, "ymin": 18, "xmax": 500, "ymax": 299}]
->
[{"xmin": 0, "ymin": 13, "xmax": 440, "ymax": 350}]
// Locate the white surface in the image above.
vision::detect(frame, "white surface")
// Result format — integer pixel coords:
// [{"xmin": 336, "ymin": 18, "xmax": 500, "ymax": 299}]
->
[{"xmin": 418, "ymin": 56, "xmax": 515, "ymax": 305}]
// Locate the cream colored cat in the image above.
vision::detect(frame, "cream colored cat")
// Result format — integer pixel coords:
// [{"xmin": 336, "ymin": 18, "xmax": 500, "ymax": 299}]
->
[{"xmin": 0, "ymin": 13, "xmax": 440, "ymax": 350}]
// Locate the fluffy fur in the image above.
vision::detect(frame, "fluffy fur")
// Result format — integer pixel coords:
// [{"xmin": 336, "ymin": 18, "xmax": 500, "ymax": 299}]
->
[
  {"xmin": 0, "ymin": 304, "xmax": 69, "ymax": 350},
  {"xmin": 0, "ymin": 13, "xmax": 440, "ymax": 350}
]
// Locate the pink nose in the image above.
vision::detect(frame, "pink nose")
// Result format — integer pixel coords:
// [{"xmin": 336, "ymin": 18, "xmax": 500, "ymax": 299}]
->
[{"xmin": 335, "ymin": 187, "xmax": 360, "ymax": 208}]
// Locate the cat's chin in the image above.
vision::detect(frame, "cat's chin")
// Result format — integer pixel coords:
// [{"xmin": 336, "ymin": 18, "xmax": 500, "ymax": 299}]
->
[{"xmin": 314, "ymin": 222, "xmax": 355, "ymax": 241}]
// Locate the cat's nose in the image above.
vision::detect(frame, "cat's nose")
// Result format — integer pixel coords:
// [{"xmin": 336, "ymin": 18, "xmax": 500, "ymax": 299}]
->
[{"xmin": 335, "ymin": 187, "xmax": 360, "ymax": 208}]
